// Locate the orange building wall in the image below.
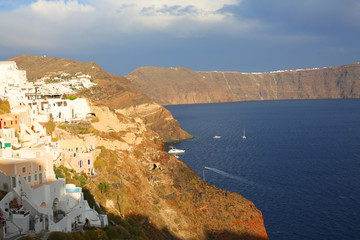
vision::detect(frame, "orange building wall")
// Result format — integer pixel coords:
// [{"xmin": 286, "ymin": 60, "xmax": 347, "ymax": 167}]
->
[
  {"xmin": 0, "ymin": 157, "xmax": 54, "ymax": 187},
  {"xmin": 0, "ymin": 113, "xmax": 20, "ymax": 132}
]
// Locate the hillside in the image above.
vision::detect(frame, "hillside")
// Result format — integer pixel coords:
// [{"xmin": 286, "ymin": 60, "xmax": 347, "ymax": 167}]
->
[
  {"xmin": 10, "ymin": 55, "xmax": 268, "ymax": 239},
  {"xmin": 11, "ymin": 55, "xmax": 191, "ymax": 142},
  {"xmin": 126, "ymin": 64, "xmax": 360, "ymax": 105}
]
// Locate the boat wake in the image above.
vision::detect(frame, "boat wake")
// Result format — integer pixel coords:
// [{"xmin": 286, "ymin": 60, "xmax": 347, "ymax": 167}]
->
[{"xmin": 204, "ymin": 166, "xmax": 265, "ymax": 189}]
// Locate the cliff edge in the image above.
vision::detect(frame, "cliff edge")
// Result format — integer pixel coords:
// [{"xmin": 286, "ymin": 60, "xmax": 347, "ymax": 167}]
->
[{"xmin": 127, "ymin": 64, "xmax": 360, "ymax": 105}]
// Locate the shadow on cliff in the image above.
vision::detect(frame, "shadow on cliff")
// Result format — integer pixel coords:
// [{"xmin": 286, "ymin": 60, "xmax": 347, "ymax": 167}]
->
[
  {"xmin": 43, "ymin": 212, "xmax": 267, "ymax": 240},
  {"xmin": 108, "ymin": 213, "xmax": 268, "ymax": 240}
]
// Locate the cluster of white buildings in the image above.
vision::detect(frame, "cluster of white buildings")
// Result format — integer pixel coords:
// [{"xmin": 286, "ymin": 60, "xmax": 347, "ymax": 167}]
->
[
  {"xmin": 0, "ymin": 61, "xmax": 107, "ymax": 238},
  {"xmin": 35, "ymin": 72, "xmax": 96, "ymax": 95}
]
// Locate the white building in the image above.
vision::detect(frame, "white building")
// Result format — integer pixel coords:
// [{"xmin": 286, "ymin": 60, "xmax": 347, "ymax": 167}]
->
[
  {"xmin": 0, "ymin": 62, "xmax": 34, "ymax": 108},
  {"xmin": 0, "ymin": 62, "xmax": 107, "ymax": 238},
  {"xmin": 0, "ymin": 146, "xmax": 107, "ymax": 238},
  {"xmin": 0, "ymin": 173, "xmax": 107, "ymax": 238},
  {"xmin": 39, "ymin": 98, "xmax": 90, "ymax": 122}
]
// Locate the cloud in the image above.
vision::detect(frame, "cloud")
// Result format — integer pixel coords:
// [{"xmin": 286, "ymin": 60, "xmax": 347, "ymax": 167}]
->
[
  {"xmin": 244, "ymin": 0, "xmax": 360, "ymax": 33},
  {"xmin": 0, "ymin": 0, "xmax": 254, "ymax": 50},
  {"xmin": 1, "ymin": 0, "xmax": 357, "ymax": 74},
  {"xmin": 94, "ymin": 0, "xmax": 249, "ymax": 34},
  {"xmin": 30, "ymin": 0, "xmax": 94, "ymax": 19},
  {"xmin": 0, "ymin": 0, "xmax": 96, "ymax": 49}
]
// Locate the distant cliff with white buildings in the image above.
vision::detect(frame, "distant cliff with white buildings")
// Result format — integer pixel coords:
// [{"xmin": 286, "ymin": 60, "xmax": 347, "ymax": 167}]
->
[{"xmin": 127, "ymin": 64, "xmax": 360, "ymax": 105}]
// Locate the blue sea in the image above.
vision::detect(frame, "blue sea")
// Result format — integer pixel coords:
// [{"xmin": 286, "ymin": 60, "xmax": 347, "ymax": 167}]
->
[{"xmin": 165, "ymin": 99, "xmax": 360, "ymax": 240}]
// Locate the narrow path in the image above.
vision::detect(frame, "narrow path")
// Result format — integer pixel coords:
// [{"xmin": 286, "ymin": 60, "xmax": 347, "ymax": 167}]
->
[{"xmin": 222, "ymin": 72, "xmax": 235, "ymax": 98}]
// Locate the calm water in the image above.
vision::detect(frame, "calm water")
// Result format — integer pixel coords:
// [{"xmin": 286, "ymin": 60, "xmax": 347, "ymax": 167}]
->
[{"xmin": 165, "ymin": 99, "xmax": 360, "ymax": 240}]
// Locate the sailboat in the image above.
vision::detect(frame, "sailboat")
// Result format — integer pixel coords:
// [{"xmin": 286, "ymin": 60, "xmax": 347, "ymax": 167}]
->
[{"xmin": 242, "ymin": 128, "xmax": 246, "ymax": 139}]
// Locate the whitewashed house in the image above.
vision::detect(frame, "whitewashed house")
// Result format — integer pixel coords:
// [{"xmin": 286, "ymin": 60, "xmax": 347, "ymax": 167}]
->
[
  {"xmin": 0, "ymin": 61, "xmax": 34, "ymax": 108},
  {"xmin": 0, "ymin": 173, "xmax": 108, "ymax": 238},
  {"xmin": 0, "ymin": 146, "xmax": 107, "ymax": 238}
]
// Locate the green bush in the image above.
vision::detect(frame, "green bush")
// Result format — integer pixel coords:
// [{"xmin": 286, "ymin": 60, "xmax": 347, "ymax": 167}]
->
[
  {"xmin": 65, "ymin": 95, "xmax": 78, "ymax": 100},
  {"xmin": 91, "ymin": 117, "xmax": 100, "ymax": 123},
  {"xmin": 0, "ymin": 100, "xmax": 10, "ymax": 114},
  {"xmin": 54, "ymin": 167, "xmax": 65, "ymax": 179},
  {"xmin": 45, "ymin": 120, "xmax": 56, "ymax": 135},
  {"xmin": 84, "ymin": 228, "xmax": 108, "ymax": 240},
  {"xmin": 94, "ymin": 147, "xmax": 118, "ymax": 171},
  {"xmin": 48, "ymin": 232, "xmax": 71, "ymax": 240},
  {"xmin": 83, "ymin": 188, "xmax": 101, "ymax": 212},
  {"xmin": 106, "ymin": 225, "xmax": 131, "ymax": 239}
]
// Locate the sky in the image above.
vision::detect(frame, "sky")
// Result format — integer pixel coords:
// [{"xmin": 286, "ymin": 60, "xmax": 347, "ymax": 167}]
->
[{"xmin": 0, "ymin": 0, "xmax": 359, "ymax": 76}]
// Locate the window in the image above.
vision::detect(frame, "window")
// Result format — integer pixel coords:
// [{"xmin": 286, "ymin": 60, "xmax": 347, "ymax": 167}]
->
[
  {"xmin": 34, "ymin": 174, "xmax": 37, "ymax": 181},
  {"xmin": 12, "ymin": 177, "xmax": 16, "ymax": 188},
  {"xmin": 28, "ymin": 176, "xmax": 31, "ymax": 182},
  {"xmin": 88, "ymin": 159, "xmax": 90, "ymax": 165},
  {"xmin": 24, "ymin": 177, "xmax": 26, "ymax": 181},
  {"xmin": 22, "ymin": 167, "xmax": 26, "ymax": 173},
  {"xmin": 39, "ymin": 165, "xmax": 42, "ymax": 171}
]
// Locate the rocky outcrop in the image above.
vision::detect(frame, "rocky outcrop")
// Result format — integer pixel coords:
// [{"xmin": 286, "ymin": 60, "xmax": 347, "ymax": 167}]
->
[
  {"xmin": 87, "ymin": 105, "xmax": 267, "ymax": 239},
  {"xmin": 127, "ymin": 64, "xmax": 360, "ymax": 105}
]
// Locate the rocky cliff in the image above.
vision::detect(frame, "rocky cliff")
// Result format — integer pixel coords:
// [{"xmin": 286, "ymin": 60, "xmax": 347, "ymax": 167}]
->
[
  {"xmin": 10, "ymin": 55, "xmax": 268, "ymax": 239},
  {"xmin": 127, "ymin": 64, "xmax": 360, "ymax": 105},
  {"xmin": 83, "ymin": 105, "xmax": 268, "ymax": 239}
]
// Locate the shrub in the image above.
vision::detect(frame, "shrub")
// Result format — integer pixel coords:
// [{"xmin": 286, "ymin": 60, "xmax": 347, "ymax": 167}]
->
[
  {"xmin": 48, "ymin": 232, "xmax": 71, "ymax": 240},
  {"xmin": 64, "ymin": 95, "xmax": 78, "ymax": 100},
  {"xmin": 54, "ymin": 167, "xmax": 65, "ymax": 179},
  {"xmin": 84, "ymin": 228, "xmax": 108, "ymax": 240},
  {"xmin": 106, "ymin": 225, "xmax": 130, "ymax": 239},
  {"xmin": 45, "ymin": 120, "xmax": 56, "ymax": 135},
  {"xmin": 0, "ymin": 100, "xmax": 10, "ymax": 114},
  {"xmin": 83, "ymin": 188, "xmax": 101, "ymax": 212},
  {"xmin": 94, "ymin": 147, "xmax": 118, "ymax": 171},
  {"xmin": 91, "ymin": 117, "xmax": 99, "ymax": 123}
]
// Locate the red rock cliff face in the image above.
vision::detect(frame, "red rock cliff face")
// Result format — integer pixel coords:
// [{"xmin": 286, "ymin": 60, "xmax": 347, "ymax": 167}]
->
[{"xmin": 127, "ymin": 64, "xmax": 360, "ymax": 105}]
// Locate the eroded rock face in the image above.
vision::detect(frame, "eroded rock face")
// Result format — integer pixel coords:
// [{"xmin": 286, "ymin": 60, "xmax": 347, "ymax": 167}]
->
[
  {"xmin": 90, "ymin": 125, "xmax": 268, "ymax": 239},
  {"xmin": 127, "ymin": 64, "xmax": 360, "ymax": 105}
]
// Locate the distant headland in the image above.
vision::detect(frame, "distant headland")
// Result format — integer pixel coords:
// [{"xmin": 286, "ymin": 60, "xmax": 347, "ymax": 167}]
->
[{"xmin": 126, "ymin": 63, "xmax": 360, "ymax": 105}]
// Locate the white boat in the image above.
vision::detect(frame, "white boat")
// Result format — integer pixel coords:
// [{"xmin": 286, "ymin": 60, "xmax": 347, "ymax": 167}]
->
[
  {"xmin": 168, "ymin": 146, "xmax": 185, "ymax": 154},
  {"xmin": 174, "ymin": 154, "xmax": 180, "ymax": 159},
  {"xmin": 242, "ymin": 128, "xmax": 246, "ymax": 139},
  {"xmin": 213, "ymin": 136, "xmax": 222, "ymax": 139}
]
